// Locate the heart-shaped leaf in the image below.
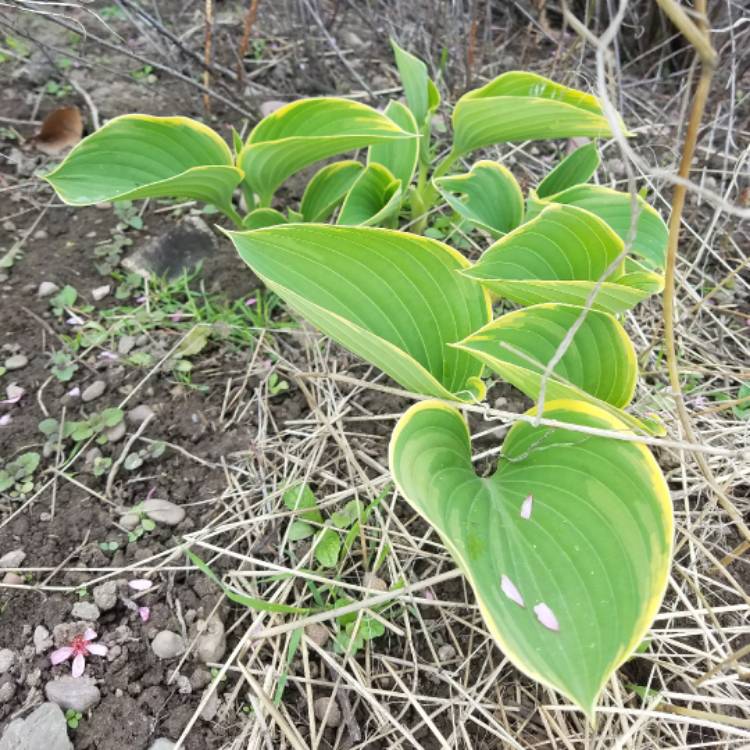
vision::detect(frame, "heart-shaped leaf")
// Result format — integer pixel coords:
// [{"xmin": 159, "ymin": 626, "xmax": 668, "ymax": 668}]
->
[
  {"xmin": 368, "ymin": 100, "xmax": 419, "ymax": 189},
  {"xmin": 434, "ymin": 160, "xmax": 524, "ymax": 237},
  {"xmin": 300, "ymin": 161, "xmax": 364, "ymax": 223},
  {"xmin": 238, "ymin": 98, "xmax": 413, "ymax": 205},
  {"xmin": 537, "ymin": 142, "xmax": 600, "ymax": 199},
  {"xmin": 390, "ymin": 399, "xmax": 672, "ymax": 716},
  {"xmin": 45, "ymin": 115, "xmax": 243, "ymax": 218},
  {"xmin": 226, "ymin": 224, "xmax": 491, "ymax": 401},
  {"xmin": 463, "ymin": 204, "xmax": 663, "ymax": 313},
  {"xmin": 453, "ymin": 72, "xmax": 624, "ymax": 155},
  {"xmin": 337, "ymin": 163, "xmax": 402, "ymax": 227},
  {"xmin": 528, "ymin": 185, "xmax": 669, "ymax": 270}
]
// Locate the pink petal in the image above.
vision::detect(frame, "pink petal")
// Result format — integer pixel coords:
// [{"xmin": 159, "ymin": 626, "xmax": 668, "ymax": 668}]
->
[
  {"xmin": 0, "ymin": 414, "xmax": 11, "ymax": 427},
  {"xmin": 245, "ymin": 297, "xmax": 257, "ymax": 306},
  {"xmin": 83, "ymin": 628, "xmax": 97, "ymax": 641},
  {"xmin": 86, "ymin": 643, "xmax": 108, "ymax": 656},
  {"xmin": 500, "ymin": 575, "xmax": 525, "ymax": 607},
  {"xmin": 71, "ymin": 653, "xmax": 85, "ymax": 677},
  {"xmin": 135, "ymin": 295, "xmax": 147, "ymax": 303},
  {"xmin": 99, "ymin": 351, "xmax": 118, "ymax": 361},
  {"xmin": 128, "ymin": 579, "xmax": 153, "ymax": 591},
  {"xmin": 169, "ymin": 311, "xmax": 184, "ymax": 322},
  {"xmin": 533, "ymin": 602, "xmax": 560, "ymax": 631},
  {"xmin": 138, "ymin": 606, "xmax": 150, "ymax": 622},
  {"xmin": 50, "ymin": 646, "xmax": 73, "ymax": 665},
  {"xmin": 67, "ymin": 314, "xmax": 84, "ymax": 326},
  {"xmin": 67, "ymin": 386, "xmax": 81, "ymax": 398},
  {"xmin": 520, "ymin": 494, "xmax": 533, "ymax": 520}
]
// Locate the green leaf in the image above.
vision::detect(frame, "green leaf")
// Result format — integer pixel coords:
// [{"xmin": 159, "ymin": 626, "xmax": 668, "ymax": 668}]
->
[
  {"xmin": 368, "ymin": 100, "xmax": 419, "ymax": 189},
  {"xmin": 389, "ymin": 399, "xmax": 672, "ymax": 716},
  {"xmin": 463, "ymin": 204, "xmax": 663, "ymax": 314},
  {"xmin": 282, "ymin": 482, "xmax": 323, "ymax": 524},
  {"xmin": 537, "ymin": 142, "xmax": 600, "ymax": 199},
  {"xmin": 288, "ymin": 520, "xmax": 316, "ymax": 541},
  {"xmin": 141, "ymin": 517, "xmax": 156, "ymax": 531},
  {"xmin": 390, "ymin": 39, "xmax": 440, "ymax": 128},
  {"xmin": 101, "ymin": 407, "xmax": 124, "ymax": 428},
  {"xmin": 314, "ymin": 528, "xmax": 341, "ymax": 568},
  {"xmin": 527, "ymin": 185, "xmax": 669, "ymax": 270},
  {"xmin": 337, "ymin": 163, "xmax": 402, "ymax": 227},
  {"xmin": 238, "ymin": 98, "xmax": 413, "ymax": 205},
  {"xmin": 227, "ymin": 224, "xmax": 491, "ymax": 401},
  {"xmin": 434, "ymin": 160, "xmax": 524, "ymax": 237},
  {"xmin": 241, "ymin": 208, "xmax": 288, "ymax": 229},
  {"xmin": 453, "ymin": 72, "xmax": 624, "ymax": 155},
  {"xmin": 44, "ymin": 115, "xmax": 243, "ymax": 216},
  {"xmin": 300, "ymin": 161, "xmax": 364, "ymax": 223}
]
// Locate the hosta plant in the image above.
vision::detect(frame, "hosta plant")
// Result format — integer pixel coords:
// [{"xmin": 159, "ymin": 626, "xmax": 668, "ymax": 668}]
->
[{"xmin": 45, "ymin": 40, "xmax": 673, "ymax": 718}]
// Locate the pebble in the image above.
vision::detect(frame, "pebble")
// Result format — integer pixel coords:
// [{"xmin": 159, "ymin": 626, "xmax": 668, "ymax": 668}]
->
[
  {"xmin": 4, "ymin": 354, "xmax": 28, "ymax": 370},
  {"xmin": 33, "ymin": 625, "xmax": 53, "ymax": 654},
  {"xmin": 84, "ymin": 447, "xmax": 102, "ymax": 470},
  {"xmin": 437, "ymin": 644, "xmax": 456, "ymax": 662},
  {"xmin": 91, "ymin": 284, "xmax": 110, "ymax": 301},
  {"xmin": 119, "ymin": 511, "xmax": 141, "ymax": 531},
  {"xmin": 363, "ymin": 573, "xmax": 388, "ymax": 592},
  {"xmin": 92, "ymin": 581, "xmax": 119, "ymax": 611},
  {"xmin": 260, "ymin": 100, "xmax": 286, "ymax": 117},
  {"xmin": 105, "ymin": 421, "xmax": 126, "ymax": 443},
  {"xmin": 127, "ymin": 404, "xmax": 155, "ymax": 424},
  {"xmin": 0, "ymin": 681, "xmax": 15, "ymax": 703},
  {"xmin": 195, "ymin": 617, "xmax": 226, "ymax": 664},
  {"xmin": 37, "ymin": 281, "xmax": 60, "ymax": 298},
  {"xmin": 175, "ymin": 674, "xmax": 192, "ymax": 695},
  {"xmin": 200, "ymin": 689, "xmax": 219, "ymax": 721},
  {"xmin": 0, "ymin": 649, "xmax": 15, "ymax": 674},
  {"xmin": 313, "ymin": 696, "xmax": 341, "ymax": 728},
  {"xmin": 142, "ymin": 498, "xmax": 185, "ymax": 526},
  {"xmin": 148, "ymin": 740, "xmax": 176, "ymax": 750},
  {"xmin": 81, "ymin": 380, "xmax": 106, "ymax": 402},
  {"xmin": 0, "ymin": 549, "xmax": 26, "ymax": 568},
  {"xmin": 151, "ymin": 631, "xmax": 186, "ymax": 659},
  {"xmin": 0, "ymin": 702, "xmax": 73, "ymax": 750},
  {"xmin": 71, "ymin": 601, "xmax": 100, "ymax": 621},
  {"xmin": 305, "ymin": 623, "xmax": 330, "ymax": 648},
  {"xmin": 189, "ymin": 667, "xmax": 211, "ymax": 691},
  {"xmin": 117, "ymin": 335, "xmax": 136, "ymax": 355},
  {"xmin": 2, "ymin": 572, "xmax": 23, "ymax": 585},
  {"xmin": 45, "ymin": 677, "xmax": 101, "ymax": 711}
]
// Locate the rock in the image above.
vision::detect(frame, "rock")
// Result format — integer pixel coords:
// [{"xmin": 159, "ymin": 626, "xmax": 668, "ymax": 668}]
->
[
  {"xmin": 313, "ymin": 695, "xmax": 341, "ymax": 728},
  {"xmin": 45, "ymin": 677, "xmax": 101, "ymax": 711},
  {"xmin": 437, "ymin": 644, "xmax": 456, "ymax": 662},
  {"xmin": 127, "ymin": 404, "xmax": 155, "ymax": 424},
  {"xmin": 2, "ymin": 572, "xmax": 23, "ymax": 585},
  {"xmin": 148, "ymin": 740, "xmax": 176, "ymax": 750},
  {"xmin": 71, "ymin": 601, "xmax": 100, "ymax": 621},
  {"xmin": 0, "ymin": 702, "xmax": 73, "ymax": 750},
  {"xmin": 0, "ymin": 681, "xmax": 15, "ymax": 703},
  {"xmin": 91, "ymin": 284, "xmax": 110, "ymax": 301},
  {"xmin": 105, "ymin": 421, "xmax": 126, "ymax": 443},
  {"xmin": 189, "ymin": 667, "xmax": 211, "ymax": 691},
  {"xmin": 84, "ymin": 447, "xmax": 102, "ymax": 470},
  {"xmin": 142, "ymin": 498, "xmax": 185, "ymax": 526},
  {"xmin": 4, "ymin": 354, "xmax": 28, "ymax": 370},
  {"xmin": 93, "ymin": 581, "xmax": 118, "ymax": 611},
  {"xmin": 81, "ymin": 380, "xmax": 106, "ymax": 402},
  {"xmin": 259, "ymin": 100, "xmax": 286, "ymax": 117},
  {"xmin": 33, "ymin": 625, "xmax": 53, "ymax": 654},
  {"xmin": 117, "ymin": 335, "xmax": 136, "ymax": 355},
  {"xmin": 305, "ymin": 623, "xmax": 329, "ymax": 648},
  {"xmin": 119, "ymin": 512, "xmax": 140, "ymax": 531},
  {"xmin": 195, "ymin": 617, "xmax": 226, "ymax": 663},
  {"xmin": 0, "ymin": 649, "xmax": 15, "ymax": 674},
  {"xmin": 363, "ymin": 573, "xmax": 388, "ymax": 592},
  {"xmin": 0, "ymin": 549, "xmax": 26, "ymax": 568},
  {"xmin": 151, "ymin": 631, "xmax": 186, "ymax": 659},
  {"xmin": 200, "ymin": 689, "xmax": 219, "ymax": 721},
  {"xmin": 175, "ymin": 673, "xmax": 192, "ymax": 695},
  {"xmin": 37, "ymin": 281, "xmax": 60, "ymax": 298}
]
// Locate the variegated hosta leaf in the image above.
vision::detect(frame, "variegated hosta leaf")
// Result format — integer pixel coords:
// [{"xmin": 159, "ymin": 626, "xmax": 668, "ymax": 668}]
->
[
  {"xmin": 453, "ymin": 72, "xmax": 624, "ymax": 155},
  {"xmin": 390, "ymin": 399, "xmax": 673, "ymax": 716},
  {"xmin": 241, "ymin": 208, "xmax": 287, "ymax": 229},
  {"xmin": 368, "ymin": 100, "xmax": 419, "ymax": 189},
  {"xmin": 300, "ymin": 161, "xmax": 364, "ymax": 223},
  {"xmin": 527, "ymin": 185, "xmax": 669, "ymax": 271},
  {"xmin": 463, "ymin": 204, "xmax": 663, "ymax": 314},
  {"xmin": 537, "ymin": 142, "xmax": 600, "ymax": 199},
  {"xmin": 238, "ymin": 98, "xmax": 413, "ymax": 205},
  {"xmin": 45, "ymin": 115, "xmax": 243, "ymax": 216},
  {"xmin": 434, "ymin": 160, "xmax": 524, "ymax": 237},
  {"xmin": 227, "ymin": 225, "xmax": 491, "ymax": 401},
  {"xmin": 337, "ymin": 164, "xmax": 402, "ymax": 227}
]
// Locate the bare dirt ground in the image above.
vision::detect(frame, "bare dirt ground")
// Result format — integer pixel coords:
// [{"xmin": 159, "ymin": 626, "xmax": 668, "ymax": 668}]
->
[{"xmin": 0, "ymin": 1, "xmax": 749, "ymax": 749}]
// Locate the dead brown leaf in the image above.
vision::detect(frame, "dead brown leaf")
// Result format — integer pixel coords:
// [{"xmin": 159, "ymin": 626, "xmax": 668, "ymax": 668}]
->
[{"xmin": 31, "ymin": 106, "xmax": 84, "ymax": 155}]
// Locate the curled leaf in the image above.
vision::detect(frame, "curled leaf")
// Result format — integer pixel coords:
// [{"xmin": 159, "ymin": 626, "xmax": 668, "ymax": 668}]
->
[{"xmin": 32, "ymin": 106, "xmax": 84, "ymax": 155}]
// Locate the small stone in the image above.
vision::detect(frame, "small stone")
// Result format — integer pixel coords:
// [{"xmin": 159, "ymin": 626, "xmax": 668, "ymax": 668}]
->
[
  {"xmin": 0, "ymin": 702, "xmax": 73, "ymax": 750},
  {"xmin": 200, "ymin": 689, "xmax": 219, "ymax": 721},
  {"xmin": 0, "ymin": 549, "xmax": 26, "ymax": 568},
  {"xmin": 175, "ymin": 674, "xmax": 192, "ymax": 695},
  {"xmin": 0, "ymin": 681, "xmax": 15, "ymax": 703},
  {"xmin": 363, "ymin": 573, "xmax": 388, "ymax": 592},
  {"xmin": 91, "ymin": 285, "xmax": 110, "ymax": 301},
  {"xmin": 305, "ymin": 623, "xmax": 329, "ymax": 648},
  {"xmin": 195, "ymin": 617, "xmax": 226, "ymax": 664},
  {"xmin": 127, "ymin": 404, "xmax": 155, "ymax": 424},
  {"xmin": 93, "ymin": 581, "xmax": 118, "ymax": 611},
  {"xmin": 313, "ymin": 695, "xmax": 341, "ymax": 728},
  {"xmin": 260, "ymin": 100, "xmax": 286, "ymax": 118},
  {"xmin": 105, "ymin": 421, "xmax": 126, "ymax": 443},
  {"xmin": 119, "ymin": 512, "xmax": 140, "ymax": 531},
  {"xmin": 2, "ymin": 572, "xmax": 23, "ymax": 585},
  {"xmin": 4, "ymin": 354, "xmax": 28, "ymax": 370},
  {"xmin": 189, "ymin": 667, "xmax": 211, "ymax": 691},
  {"xmin": 0, "ymin": 649, "xmax": 15, "ymax": 674},
  {"xmin": 34, "ymin": 229, "xmax": 48, "ymax": 240},
  {"xmin": 37, "ymin": 281, "xmax": 60, "ymax": 298},
  {"xmin": 151, "ymin": 631, "xmax": 186, "ymax": 659},
  {"xmin": 45, "ymin": 677, "xmax": 101, "ymax": 711},
  {"xmin": 148, "ymin": 740, "xmax": 176, "ymax": 750},
  {"xmin": 81, "ymin": 380, "xmax": 106, "ymax": 402},
  {"xmin": 117, "ymin": 335, "xmax": 136, "ymax": 355},
  {"xmin": 33, "ymin": 625, "xmax": 53, "ymax": 654},
  {"xmin": 84, "ymin": 447, "xmax": 102, "ymax": 470},
  {"xmin": 437, "ymin": 644, "xmax": 456, "ymax": 662},
  {"xmin": 142, "ymin": 498, "xmax": 185, "ymax": 526},
  {"xmin": 71, "ymin": 601, "xmax": 100, "ymax": 621}
]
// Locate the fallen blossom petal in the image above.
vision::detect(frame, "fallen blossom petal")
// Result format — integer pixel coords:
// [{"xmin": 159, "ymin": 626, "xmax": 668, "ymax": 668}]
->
[
  {"xmin": 71, "ymin": 653, "xmax": 86, "ymax": 678},
  {"xmin": 2, "ymin": 385, "xmax": 24, "ymax": 404},
  {"xmin": 533, "ymin": 602, "xmax": 560, "ymax": 631},
  {"xmin": 86, "ymin": 643, "xmax": 108, "ymax": 656},
  {"xmin": 128, "ymin": 579, "xmax": 153, "ymax": 592},
  {"xmin": 138, "ymin": 606, "xmax": 150, "ymax": 623},
  {"xmin": 135, "ymin": 295, "xmax": 147, "ymax": 304},
  {"xmin": 0, "ymin": 414, "xmax": 11, "ymax": 427},
  {"xmin": 169, "ymin": 311, "xmax": 184, "ymax": 322},
  {"xmin": 99, "ymin": 351, "xmax": 118, "ymax": 361},
  {"xmin": 50, "ymin": 646, "xmax": 73, "ymax": 665},
  {"xmin": 245, "ymin": 297, "xmax": 257, "ymax": 306},
  {"xmin": 67, "ymin": 386, "xmax": 81, "ymax": 398},
  {"xmin": 500, "ymin": 575, "xmax": 525, "ymax": 608},
  {"xmin": 66, "ymin": 313, "xmax": 84, "ymax": 326},
  {"xmin": 82, "ymin": 628, "xmax": 97, "ymax": 641},
  {"xmin": 520, "ymin": 494, "xmax": 533, "ymax": 520}
]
